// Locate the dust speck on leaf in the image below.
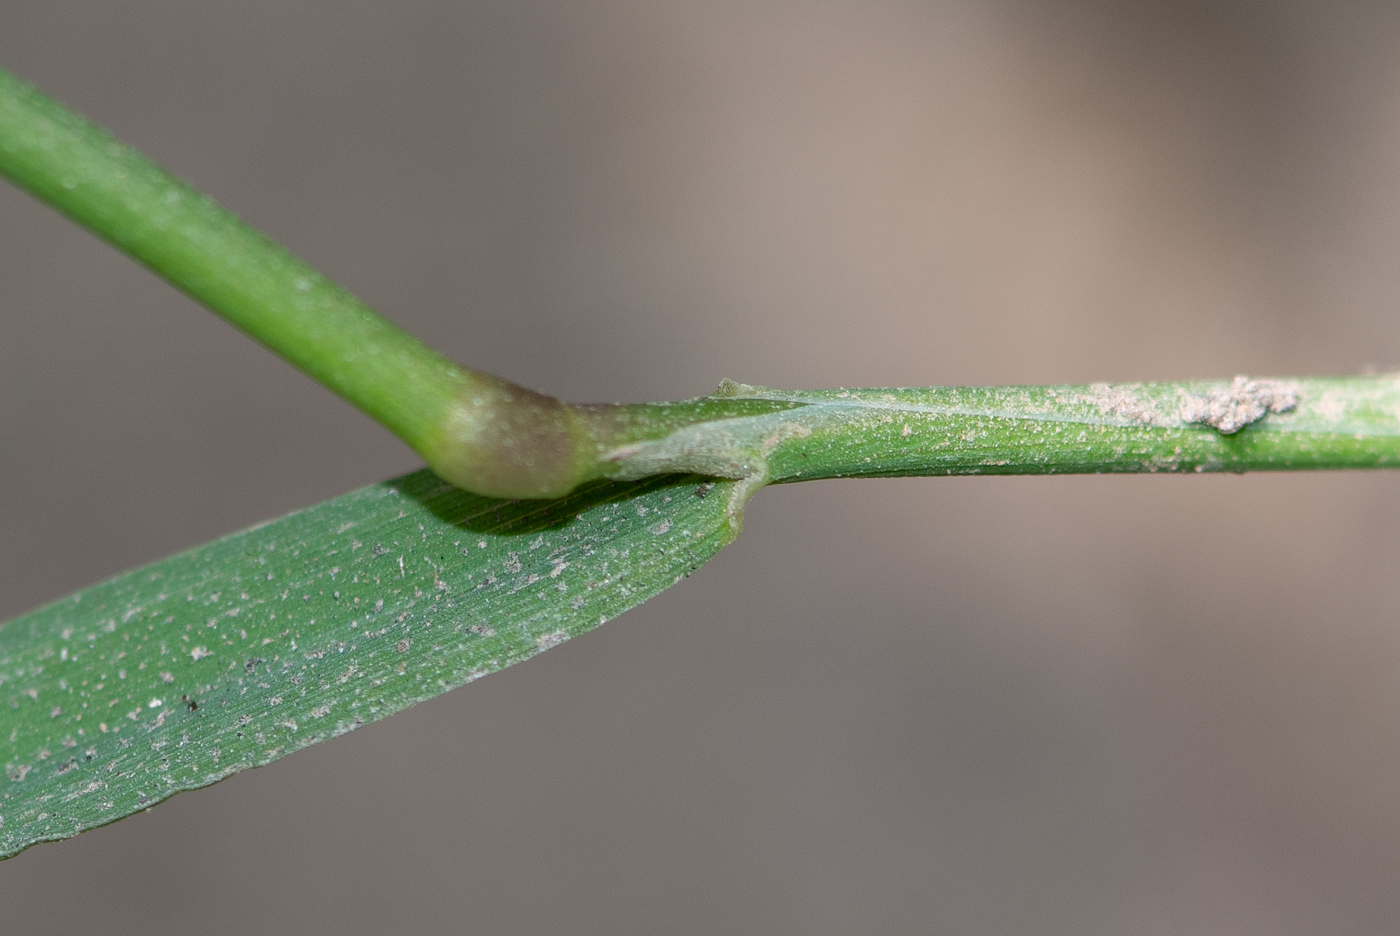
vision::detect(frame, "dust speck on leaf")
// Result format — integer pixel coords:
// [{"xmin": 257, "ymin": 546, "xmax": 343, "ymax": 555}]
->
[{"xmin": 535, "ymin": 631, "xmax": 568, "ymax": 650}]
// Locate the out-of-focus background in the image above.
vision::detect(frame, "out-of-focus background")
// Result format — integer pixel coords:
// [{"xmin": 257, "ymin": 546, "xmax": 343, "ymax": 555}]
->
[{"xmin": 3, "ymin": 2, "xmax": 1400, "ymax": 932}]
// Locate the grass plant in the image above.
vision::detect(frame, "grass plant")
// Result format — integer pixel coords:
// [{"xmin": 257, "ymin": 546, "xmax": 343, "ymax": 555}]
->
[{"xmin": 2, "ymin": 66, "xmax": 1397, "ymax": 858}]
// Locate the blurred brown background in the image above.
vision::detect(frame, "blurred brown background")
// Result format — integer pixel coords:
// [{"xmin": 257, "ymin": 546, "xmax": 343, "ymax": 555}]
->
[{"xmin": 3, "ymin": 1, "xmax": 1400, "ymax": 932}]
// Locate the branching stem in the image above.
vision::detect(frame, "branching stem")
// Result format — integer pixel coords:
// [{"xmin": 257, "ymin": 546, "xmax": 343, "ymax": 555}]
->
[{"xmin": 3, "ymin": 66, "xmax": 1397, "ymax": 506}]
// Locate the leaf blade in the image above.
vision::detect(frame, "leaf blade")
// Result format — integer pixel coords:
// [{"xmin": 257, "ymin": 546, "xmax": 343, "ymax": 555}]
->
[{"xmin": 0, "ymin": 471, "xmax": 736, "ymax": 858}]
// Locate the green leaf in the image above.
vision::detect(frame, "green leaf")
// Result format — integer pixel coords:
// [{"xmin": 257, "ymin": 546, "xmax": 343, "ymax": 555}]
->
[{"xmin": 0, "ymin": 471, "xmax": 737, "ymax": 858}]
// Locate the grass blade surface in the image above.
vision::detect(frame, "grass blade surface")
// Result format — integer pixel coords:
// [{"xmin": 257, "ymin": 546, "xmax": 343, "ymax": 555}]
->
[{"xmin": 0, "ymin": 471, "xmax": 736, "ymax": 858}]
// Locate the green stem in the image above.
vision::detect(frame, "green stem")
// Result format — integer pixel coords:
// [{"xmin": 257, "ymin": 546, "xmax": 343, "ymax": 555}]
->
[
  {"xmin": 630, "ymin": 377, "xmax": 1400, "ymax": 483},
  {"xmin": 2, "ymin": 67, "xmax": 1397, "ymax": 509},
  {"xmin": 0, "ymin": 67, "xmax": 572, "ymax": 496},
  {"xmin": 584, "ymin": 376, "xmax": 1400, "ymax": 528}
]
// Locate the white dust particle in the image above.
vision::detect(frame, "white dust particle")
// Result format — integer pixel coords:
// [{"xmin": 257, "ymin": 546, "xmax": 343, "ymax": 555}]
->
[
  {"xmin": 1314, "ymin": 389, "xmax": 1347, "ymax": 424},
  {"xmin": 160, "ymin": 672, "xmax": 174, "ymax": 683},
  {"xmin": 1086, "ymin": 383, "xmax": 1157, "ymax": 424},
  {"xmin": 650, "ymin": 520, "xmax": 673, "ymax": 536},
  {"xmin": 147, "ymin": 699, "xmax": 162, "ymax": 708},
  {"xmin": 535, "ymin": 631, "xmax": 568, "ymax": 650},
  {"xmin": 310, "ymin": 705, "xmax": 331, "ymax": 719},
  {"xmin": 190, "ymin": 647, "xmax": 211, "ymax": 660},
  {"xmin": 69, "ymin": 780, "xmax": 105, "ymax": 799},
  {"xmin": 1181, "ymin": 376, "xmax": 1298, "ymax": 434}
]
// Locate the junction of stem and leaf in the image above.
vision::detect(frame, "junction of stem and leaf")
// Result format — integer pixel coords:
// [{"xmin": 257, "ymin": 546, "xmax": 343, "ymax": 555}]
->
[
  {"xmin": 3, "ymin": 67, "xmax": 1398, "ymax": 519},
  {"xmin": 426, "ymin": 374, "xmax": 1400, "ymax": 533}
]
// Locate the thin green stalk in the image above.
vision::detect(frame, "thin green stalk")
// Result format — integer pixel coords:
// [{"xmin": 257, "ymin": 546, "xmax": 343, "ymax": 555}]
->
[
  {"xmin": 0, "ymin": 70, "xmax": 470, "ymax": 452},
  {"xmin": 591, "ymin": 375, "xmax": 1400, "ymax": 526},
  {"xmin": 0, "ymin": 67, "xmax": 604, "ymax": 497},
  {"xmin": 2, "ymin": 66, "xmax": 1398, "ymax": 514}
]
